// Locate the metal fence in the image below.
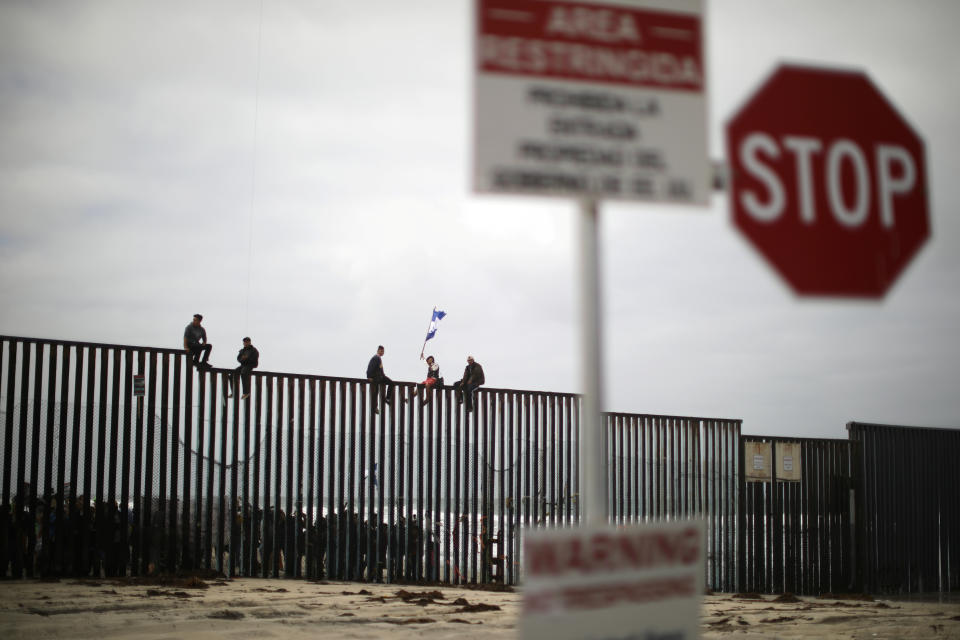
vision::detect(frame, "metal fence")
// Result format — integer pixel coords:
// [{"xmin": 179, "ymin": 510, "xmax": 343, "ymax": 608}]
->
[
  {"xmin": 0, "ymin": 335, "xmax": 742, "ymax": 588},
  {"xmin": 605, "ymin": 414, "xmax": 741, "ymax": 592},
  {"xmin": 2, "ymin": 335, "xmax": 958, "ymax": 595},
  {"xmin": 739, "ymin": 436, "xmax": 854, "ymax": 595},
  {"xmin": 848, "ymin": 422, "xmax": 960, "ymax": 594},
  {"xmin": 0, "ymin": 336, "xmax": 582, "ymax": 585}
]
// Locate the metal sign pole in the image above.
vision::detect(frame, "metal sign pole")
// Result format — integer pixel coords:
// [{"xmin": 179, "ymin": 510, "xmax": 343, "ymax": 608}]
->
[{"xmin": 578, "ymin": 197, "xmax": 607, "ymax": 527}]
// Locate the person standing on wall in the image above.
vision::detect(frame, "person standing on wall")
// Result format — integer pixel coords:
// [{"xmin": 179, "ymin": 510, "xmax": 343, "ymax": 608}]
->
[
  {"xmin": 183, "ymin": 313, "xmax": 212, "ymax": 369},
  {"xmin": 366, "ymin": 345, "xmax": 393, "ymax": 414}
]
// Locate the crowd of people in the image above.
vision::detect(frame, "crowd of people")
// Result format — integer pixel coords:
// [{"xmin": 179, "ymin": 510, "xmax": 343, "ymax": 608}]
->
[
  {"xmin": 1, "ymin": 489, "xmax": 144, "ymax": 579},
  {"xmin": 1, "ymin": 489, "xmax": 502, "ymax": 582}
]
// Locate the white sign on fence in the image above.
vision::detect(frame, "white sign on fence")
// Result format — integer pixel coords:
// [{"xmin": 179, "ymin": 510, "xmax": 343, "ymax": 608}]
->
[
  {"xmin": 473, "ymin": 0, "xmax": 709, "ymax": 203},
  {"xmin": 777, "ymin": 441, "xmax": 802, "ymax": 482},
  {"xmin": 521, "ymin": 519, "xmax": 705, "ymax": 640},
  {"xmin": 745, "ymin": 441, "xmax": 771, "ymax": 482}
]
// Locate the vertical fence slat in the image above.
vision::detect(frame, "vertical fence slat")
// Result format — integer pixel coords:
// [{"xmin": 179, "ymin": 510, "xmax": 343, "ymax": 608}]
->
[
  {"xmin": 230, "ymin": 370, "xmax": 240, "ymax": 578},
  {"xmin": 30, "ymin": 344, "xmax": 44, "ymax": 552},
  {"xmin": 470, "ymin": 400, "xmax": 479, "ymax": 583},
  {"xmin": 284, "ymin": 379, "xmax": 295, "ymax": 579},
  {"xmin": 215, "ymin": 373, "xmax": 228, "ymax": 575},
  {"xmin": 509, "ymin": 393, "xmax": 519, "ymax": 583},
  {"xmin": 377, "ymin": 382, "xmax": 387, "ymax": 583},
  {"xmin": 170, "ymin": 355, "xmax": 182, "ymax": 571},
  {"xmin": 141, "ymin": 351, "xmax": 157, "ymax": 575},
  {"xmin": 262, "ymin": 376, "xmax": 273, "ymax": 577},
  {"xmin": 244, "ymin": 375, "xmax": 257, "ymax": 576},
  {"xmin": 443, "ymin": 389, "xmax": 452, "ymax": 584},
  {"xmin": 497, "ymin": 391, "xmax": 505, "ymax": 583},
  {"xmin": 273, "ymin": 377, "xmax": 284, "ymax": 579},
  {"xmin": 42, "ymin": 344, "xmax": 57, "ymax": 569},
  {"xmin": 386, "ymin": 381, "xmax": 397, "ymax": 583},
  {"xmin": 305, "ymin": 379, "xmax": 316, "ymax": 579},
  {"xmin": 127, "ymin": 351, "xmax": 141, "ymax": 574},
  {"xmin": 54, "ymin": 345, "xmax": 70, "ymax": 572},
  {"xmin": 453, "ymin": 391, "xmax": 462, "ymax": 584},
  {"xmin": 203, "ymin": 372, "xmax": 216, "ymax": 571},
  {"xmin": 2, "ymin": 341, "xmax": 14, "ymax": 508},
  {"xmin": 158, "ymin": 354, "xmax": 170, "ymax": 573},
  {"xmin": 106, "ymin": 349, "xmax": 119, "ymax": 509}
]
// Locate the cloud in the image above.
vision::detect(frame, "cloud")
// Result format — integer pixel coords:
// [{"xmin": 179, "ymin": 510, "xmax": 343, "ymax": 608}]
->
[{"xmin": 1, "ymin": 0, "xmax": 959, "ymax": 440}]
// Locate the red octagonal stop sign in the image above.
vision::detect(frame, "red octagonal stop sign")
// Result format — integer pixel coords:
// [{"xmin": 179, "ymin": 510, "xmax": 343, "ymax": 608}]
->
[{"xmin": 726, "ymin": 64, "xmax": 929, "ymax": 298}]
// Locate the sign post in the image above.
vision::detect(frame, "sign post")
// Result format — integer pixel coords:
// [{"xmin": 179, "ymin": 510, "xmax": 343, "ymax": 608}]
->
[
  {"xmin": 474, "ymin": 1, "xmax": 709, "ymax": 637},
  {"xmin": 577, "ymin": 197, "xmax": 606, "ymax": 526},
  {"xmin": 475, "ymin": 0, "xmax": 709, "ymax": 520},
  {"xmin": 726, "ymin": 64, "xmax": 929, "ymax": 298}
]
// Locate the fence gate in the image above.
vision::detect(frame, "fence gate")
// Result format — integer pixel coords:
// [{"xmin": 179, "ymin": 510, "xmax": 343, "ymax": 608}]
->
[{"xmin": 739, "ymin": 436, "xmax": 854, "ymax": 595}]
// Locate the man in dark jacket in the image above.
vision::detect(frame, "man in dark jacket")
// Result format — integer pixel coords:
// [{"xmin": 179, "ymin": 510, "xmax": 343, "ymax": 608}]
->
[
  {"xmin": 183, "ymin": 314, "xmax": 212, "ymax": 369},
  {"xmin": 454, "ymin": 355, "xmax": 485, "ymax": 412},
  {"xmin": 230, "ymin": 337, "xmax": 259, "ymax": 399},
  {"xmin": 366, "ymin": 345, "xmax": 393, "ymax": 413}
]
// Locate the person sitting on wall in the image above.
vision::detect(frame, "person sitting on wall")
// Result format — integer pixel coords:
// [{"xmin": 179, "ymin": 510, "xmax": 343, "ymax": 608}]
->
[
  {"xmin": 453, "ymin": 355, "xmax": 484, "ymax": 412},
  {"xmin": 409, "ymin": 355, "xmax": 442, "ymax": 405},
  {"xmin": 366, "ymin": 345, "xmax": 393, "ymax": 414},
  {"xmin": 228, "ymin": 336, "xmax": 259, "ymax": 399},
  {"xmin": 183, "ymin": 314, "xmax": 212, "ymax": 369}
]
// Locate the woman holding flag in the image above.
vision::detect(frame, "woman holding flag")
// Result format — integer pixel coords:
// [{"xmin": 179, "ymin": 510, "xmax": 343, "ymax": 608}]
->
[{"xmin": 410, "ymin": 355, "xmax": 442, "ymax": 405}]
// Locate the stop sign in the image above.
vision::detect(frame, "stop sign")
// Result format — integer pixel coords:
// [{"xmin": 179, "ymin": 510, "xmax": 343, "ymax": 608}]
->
[{"xmin": 726, "ymin": 64, "xmax": 929, "ymax": 298}]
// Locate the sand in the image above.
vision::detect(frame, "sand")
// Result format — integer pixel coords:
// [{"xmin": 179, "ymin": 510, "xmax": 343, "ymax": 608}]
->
[{"xmin": 1, "ymin": 577, "xmax": 958, "ymax": 639}]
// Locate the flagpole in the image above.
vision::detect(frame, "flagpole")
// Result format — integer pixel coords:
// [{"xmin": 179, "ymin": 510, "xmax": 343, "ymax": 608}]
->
[{"xmin": 419, "ymin": 306, "xmax": 437, "ymax": 359}]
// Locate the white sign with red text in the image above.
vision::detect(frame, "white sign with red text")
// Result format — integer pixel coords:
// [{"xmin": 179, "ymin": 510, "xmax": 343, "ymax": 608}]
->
[
  {"xmin": 474, "ymin": 0, "xmax": 708, "ymax": 203},
  {"xmin": 521, "ymin": 519, "xmax": 704, "ymax": 640}
]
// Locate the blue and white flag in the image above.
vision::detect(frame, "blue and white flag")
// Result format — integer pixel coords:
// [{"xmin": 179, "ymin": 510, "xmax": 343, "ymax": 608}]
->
[{"xmin": 425, "ymin": 308, "xmax": 446, "ymax": 341}]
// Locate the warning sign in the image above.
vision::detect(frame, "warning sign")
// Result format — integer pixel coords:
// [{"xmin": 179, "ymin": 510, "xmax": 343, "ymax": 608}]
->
[
  {"xmin": 744, "ymin": 441, "xmax": 771, "ymax": 482},
  {"xmin": 776, "ymin": 441, "xmax": 802, "ymax": 482},
  {"xmin": 521, "ymin": 520, "xmax": 704, "ymax": 640}
]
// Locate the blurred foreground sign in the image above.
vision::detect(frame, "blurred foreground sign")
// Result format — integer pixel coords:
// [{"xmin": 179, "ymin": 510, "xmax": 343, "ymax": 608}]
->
[
  {"xmin": 473, "ymin": 0, "xmax": 709, "ymax": 204},
  {"xmin": 521, "ymin": 520, "xmax": 704, "ymax": 640},
  {"xmin": 726, "ymin": 64, "xmax": 930, "ymax": 298}
]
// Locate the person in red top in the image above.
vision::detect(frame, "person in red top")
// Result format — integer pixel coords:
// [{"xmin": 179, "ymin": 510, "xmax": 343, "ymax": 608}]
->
[{"xmin": 410, "ymin": 355, "xmax": 442, "ymax": 405}]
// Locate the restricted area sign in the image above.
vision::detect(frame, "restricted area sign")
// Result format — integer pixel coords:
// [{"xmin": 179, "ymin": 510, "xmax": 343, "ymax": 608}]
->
[
  {"xmin": 521, "ymin": 520, "xmax": 704, "ymax": 640},
  {"xmin": 726, "ymin": 64, "xmax": 930, "ymax": 298},
  {"xmin": 474, "ymin": 0, "xmax": 709, "ymax": 204}
]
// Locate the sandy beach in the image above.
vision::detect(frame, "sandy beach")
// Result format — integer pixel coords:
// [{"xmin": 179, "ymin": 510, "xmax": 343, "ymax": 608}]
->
[{"xmin": 1, "ymin": 577, "xmax": 958, "ymax": 639}]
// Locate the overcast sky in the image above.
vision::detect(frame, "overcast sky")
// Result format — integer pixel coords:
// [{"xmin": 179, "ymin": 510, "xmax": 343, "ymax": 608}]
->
[{"xmin": 1, "ymin": 0, "xmax": 958, "ymax": 439}]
